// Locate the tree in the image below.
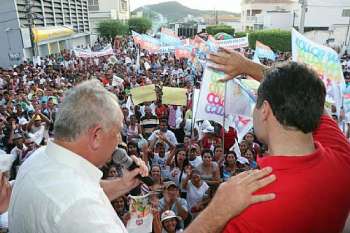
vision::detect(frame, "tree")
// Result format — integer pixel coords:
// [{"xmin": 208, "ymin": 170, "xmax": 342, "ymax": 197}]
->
[
  {"xmin": 206, "ymin": 25, "xmax": 235, "ymax": 36},
  {"xmin": 97, "ymin": 20, "xmax": 129, "ymax": 40},
  {"xmin": 128, "ymin": 17, "xmax": 152, "ymax": 34}
]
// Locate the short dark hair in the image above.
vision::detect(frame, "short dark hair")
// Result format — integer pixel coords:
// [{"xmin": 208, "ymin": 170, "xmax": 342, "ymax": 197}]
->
[
  {"xmin": 160, "ymin": 118, "xmax": 168, "ymax": 125},
  {"xmin": 256, "ymin": 62, "xmax": 325, "ymax": 133},
  {"xmin": 201, "ymin": 149, "xmax": 213, "ymax": 157}
]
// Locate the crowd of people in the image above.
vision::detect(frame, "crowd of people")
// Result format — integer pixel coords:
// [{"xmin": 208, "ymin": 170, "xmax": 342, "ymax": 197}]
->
[{"xmin": 0, "ymin": 33, "xmax": 349, "ymax": 233}]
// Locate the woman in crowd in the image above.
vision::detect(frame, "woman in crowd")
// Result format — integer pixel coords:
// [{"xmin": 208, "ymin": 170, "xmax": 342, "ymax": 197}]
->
[
  {"xmin": 126, "ymin": 114, "xmax": 142, "ymax": 142},
  {"xmin": 244, "ymin": 132, "xmax": 261, "ymax": 157},
  {"xmin": 245, "ymin": 148, "xmax": 258, "ymax": 169},
  {"xmin": 195, "ymin": 149, "xmax": 220, "ymax": 187},
  {"xmin": 167, "ymin": 147, "xmax": 189, "ymax": 198},
  {"xmin": 111, "ymin": 195, "xmax": 129, "ymax": 226},
  {"xmin": 239, "ymin": 140, "xmax": 250, "ymax": 155},
  {"xmin": 127, "ymin": 141, "xmax": 140, "ymax": 157},
  {"xmin": 182, "ymin": 167, "xmax": 209, "ymax": 218},
  {"xmin": 150, "ymin": 164, "xmax": 165, "ymax": 193},
  {"xmin": 153, "ymin": 210, "xmax": 183, "ymax": 233},
  {"xmin": 213, "ymin": 145, "xmax": 225, "ymax": 167},
  {"xmin": 221, "ymin": 151, "xmax": 242, "ymax": 182}
]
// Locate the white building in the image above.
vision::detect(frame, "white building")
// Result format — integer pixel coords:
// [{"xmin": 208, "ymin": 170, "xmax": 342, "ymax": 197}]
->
[
  {"xmin": 0, "ymin": 0, "xmax": 91, "ymax": 68},
  {"xmin": 219, "ymin": 20, "xmax": 242, "ymax": 32},
  {"xmin": 294, "ymin": 0, "xmax": 350, "ymax": 47},
  {"xmin": 241, "ymin": 0, "xmax": 350, "ymax": 47},
  {"xmin": 240, "ymin": 0, "xmax": 297, "ymax": 31},
  {"xmin": 88, "ymin": 0, "xmax": 130, "ymax": 42}
]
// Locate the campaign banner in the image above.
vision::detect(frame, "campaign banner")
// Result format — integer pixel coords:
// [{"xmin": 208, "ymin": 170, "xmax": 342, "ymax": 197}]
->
[
  {"xmin": 292, "ymin": 28, "xmax": 345, "ymax": 111},
  {"xmin": 175, "ymin": 46, "xmax": 193, "ymax": 59},
  {"xmin": 195, "ymin": 68, "xmax": 252, "ymax": 128},
  {"xmin": 292, "ymin": 29, "xmax": 345, "ymax": 88},
  {"xmin": 158, "ymin": 46, "xmax": 176, "ymax": 54},
  {"xmin": 130, "ymin": 85, "xmax": 157, "ymax": 105},
  {"xmin": 73, "ymin": 45, "xmax": 114, "ymax": 58},
  {"xmin": 139, "ymin": 34, "xmax": 161, "ymax": 53},
  {"xmin": 343, "ymin": 82, "xmax": 350, "ymax": 120},
  {"xmin": 127, "ymin": 194, "xmax": 153, "ymax": 233},
  {"xmin": 255, "ymin": 40, "xmax": 276, "ymax": 61},
  {"xmin": 132, "ymin": 31, "xmax": 142, "ymax": 45},
  {"xmin": 162, "ymin": 87, "xmax": 188, "ymax": 106},
  {"xmin": 208, "ymin": 36, "xmax": 249, "ymax": 50},
  {"xmin": 160, "ymin": 28, "xmax": 182, "ymax": 46}
]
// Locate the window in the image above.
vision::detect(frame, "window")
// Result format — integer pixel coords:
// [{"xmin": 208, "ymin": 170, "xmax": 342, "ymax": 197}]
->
[
  {"xmin": 88, "ymin": 0, "xmax": 99, "ymax": 11},
  {"xmin": 120, "ymin": 0, "xmax": 128, "ymax": 12},
  {"xmin": 251, "ymin": 9, "xmax": 262, "ymax": 16}
]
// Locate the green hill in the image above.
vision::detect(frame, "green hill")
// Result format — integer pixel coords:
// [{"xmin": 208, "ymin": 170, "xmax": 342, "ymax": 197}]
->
[{"xmin": 132, "ymin": 1, "xmax": 240, "ymax": 23}]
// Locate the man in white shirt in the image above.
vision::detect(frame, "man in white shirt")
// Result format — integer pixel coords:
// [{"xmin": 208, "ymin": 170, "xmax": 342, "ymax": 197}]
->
[
  {"xmin": 8, "ymin": 80, "xmax": 148, "ymax": 233},
  {"xmin": 148, "ymin": 119, "xmax": 178, "ymax": 152}
]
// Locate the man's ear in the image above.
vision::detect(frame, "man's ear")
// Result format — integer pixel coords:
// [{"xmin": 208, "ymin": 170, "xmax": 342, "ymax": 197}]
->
[
  {"xmin": 88, "ymin": 124, "xmax": 104, "ymax": 151},
  {"xmin": 261, "ymin": 100, "xmax": 273, "ymax": 122}
]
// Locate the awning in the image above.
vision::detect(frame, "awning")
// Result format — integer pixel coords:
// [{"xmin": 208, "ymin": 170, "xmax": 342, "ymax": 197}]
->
[{"xmin": 32, "ymin": 26, "xmax": 75, "ymax": 43}]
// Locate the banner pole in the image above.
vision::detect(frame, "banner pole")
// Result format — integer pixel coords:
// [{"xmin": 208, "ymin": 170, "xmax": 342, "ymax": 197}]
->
[{"xmin": 222, "ymin": 81, "xmax": 228, "ymax": 150}]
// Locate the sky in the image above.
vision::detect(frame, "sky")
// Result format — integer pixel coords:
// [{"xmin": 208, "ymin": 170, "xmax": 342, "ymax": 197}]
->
[{"xmin": 130, "ymin": 0, "xmax": 242, "ymax": 13}]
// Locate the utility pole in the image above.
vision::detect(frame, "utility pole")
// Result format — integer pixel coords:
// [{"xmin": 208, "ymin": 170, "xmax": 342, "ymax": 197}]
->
[
  {"xmin": 26, "ymin": 0, "xmax": 36, "ymax": 57},
  {"xmin": 299, "ymin": 0, "xmax": 307, "ymax": 33}
]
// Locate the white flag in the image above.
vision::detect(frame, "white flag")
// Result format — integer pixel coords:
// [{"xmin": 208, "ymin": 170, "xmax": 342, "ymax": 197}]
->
[
  {"xmin": 195, "ymin": 68, "xmax": 252, "ymax": 128},
  {"xmin": 233, "ymin": 114, "xmax": 254, "ymax": 143}
]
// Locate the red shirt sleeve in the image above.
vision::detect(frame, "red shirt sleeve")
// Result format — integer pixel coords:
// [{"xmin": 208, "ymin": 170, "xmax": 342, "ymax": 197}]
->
[{"xmin": 313, "ymin": 115, "xmax": 350, "ymax": 156}]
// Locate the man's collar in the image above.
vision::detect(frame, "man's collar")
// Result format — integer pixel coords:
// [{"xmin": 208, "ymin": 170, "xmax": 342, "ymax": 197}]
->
[{"xmin": 45, "ymin": 141, "xmax": 102, "ymax": 184}]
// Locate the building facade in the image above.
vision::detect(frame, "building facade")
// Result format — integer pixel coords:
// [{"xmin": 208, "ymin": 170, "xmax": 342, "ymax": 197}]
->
[
  {"xmin": 88, "ymin": 0, "xmax": 130, "ymax": 43},
  {"xmin": 240, "ymin": 0, "xmax": 350, "ymax": 47},
  {"xmin": 0, "ymin": 0, "xmax": 91, "ymax": 68},
  {"xmin": 240, "ymin": 0, "xmax": 296, "ymax": 31}
]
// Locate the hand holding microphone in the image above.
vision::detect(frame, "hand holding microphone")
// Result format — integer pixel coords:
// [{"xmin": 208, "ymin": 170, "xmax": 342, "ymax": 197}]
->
[{"xmin": 112, "ymin": 148, "xmax": 153, "ymax": 186}]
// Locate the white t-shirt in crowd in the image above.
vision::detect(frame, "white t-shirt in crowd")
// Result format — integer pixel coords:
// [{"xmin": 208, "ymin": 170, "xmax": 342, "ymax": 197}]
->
[
  {"xmin": 189, "ymin": 156, "xmax": 203, "ymax": 168},
  {"xmin": 148, "ymin": 130, "xmax": 178, "ymax": 152},
  {"xmin": 8, "ymin": 141, "xmax": 127, "ymax": 233},
  {"xmin": 185, "ymin": 180, "xmax": 209, "ymax": 210},
  {"xmin": 151, "ymin": 152, "xmax": 171, "ymax": 179}
]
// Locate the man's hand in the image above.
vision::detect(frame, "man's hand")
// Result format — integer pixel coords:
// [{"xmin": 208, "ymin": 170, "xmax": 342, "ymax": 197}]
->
[
  {"xmin": 208, "ymin": 47, "xmax": 266, "ymax": 83},
  {"xmin": 185, "ymin": 167, "xmax": 276, "ymax": 233},
  {"xmin": 212, "ymin": 167, "xmax": 275, "ymax": 218},
  {"xmin": 120, "ymin": 155, "xmax": 149, "ymax": 190},
  {"xmin": 100, "ymin": 156, "xmax": 149, "ymax": 201},
  {"xmin": 184, "ymin": 166, "xmax": 192, "ymax": 178},
  {"xmin": 0, "ymin": 172, "xmax": 12, "ymax": 214},
  {"xmin": 208, "ymin": 48, "xmax": 249, "ymax": 80}
]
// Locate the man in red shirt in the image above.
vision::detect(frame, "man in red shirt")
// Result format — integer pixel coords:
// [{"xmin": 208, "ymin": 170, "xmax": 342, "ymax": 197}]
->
[{"xmin": 208, "ymin": 49, "xmax": 350, "ymax": 233}]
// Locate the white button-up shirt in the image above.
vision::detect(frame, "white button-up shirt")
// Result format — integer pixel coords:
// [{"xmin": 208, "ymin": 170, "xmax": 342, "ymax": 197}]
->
[{"xmin": 9, "ymin": 141, "xmax": 128, "ymax": 233}]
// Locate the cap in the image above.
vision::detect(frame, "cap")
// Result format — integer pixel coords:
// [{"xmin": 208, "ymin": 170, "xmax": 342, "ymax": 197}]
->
[
  {"xmin": 34, "ymin": 115, "xmax": 41, "ymax": 121},
  {"xmin": 164, "ymin": 181, "xmax": 178, "ymax": 190},
  {"xmin": 161, "ymin": 210, "xmax": 180, "ymax": 223},
  {"xmin": 203, "ymin": 125, "xmax": 214, "ymax": 134}
]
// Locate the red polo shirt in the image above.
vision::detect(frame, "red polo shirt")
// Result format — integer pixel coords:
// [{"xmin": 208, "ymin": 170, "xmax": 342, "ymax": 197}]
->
[{"xmin": 223, "ymin": 115, "xmax": 350, "ymax": 233}]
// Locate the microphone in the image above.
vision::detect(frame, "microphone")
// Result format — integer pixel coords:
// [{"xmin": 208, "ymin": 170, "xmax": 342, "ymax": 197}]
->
[{"xmin": 112, "ymin": 148, "xmax": 154, "ymax": 186}]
